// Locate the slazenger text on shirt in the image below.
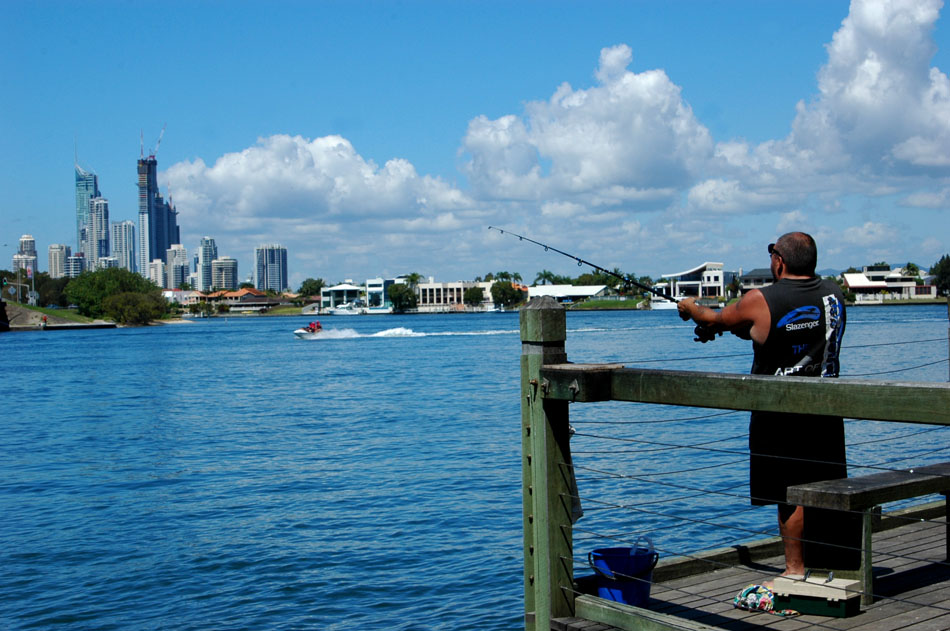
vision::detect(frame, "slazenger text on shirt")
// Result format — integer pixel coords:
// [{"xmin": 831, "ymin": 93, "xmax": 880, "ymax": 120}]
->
[{"xmin": 785, "ymin": 320, "xmax": 821, "ymax": 331}]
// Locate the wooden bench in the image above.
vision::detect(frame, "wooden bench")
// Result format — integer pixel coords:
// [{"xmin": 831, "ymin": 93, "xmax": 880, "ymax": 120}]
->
[{"xmin": 787, "ymin": 462, "xmax": 950, "ymax": 605}]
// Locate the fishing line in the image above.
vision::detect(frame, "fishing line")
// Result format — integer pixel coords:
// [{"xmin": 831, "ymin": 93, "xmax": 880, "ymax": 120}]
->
[{"xmin": 487, "ymin": 225, "xmax": 677, "ymax": 302}]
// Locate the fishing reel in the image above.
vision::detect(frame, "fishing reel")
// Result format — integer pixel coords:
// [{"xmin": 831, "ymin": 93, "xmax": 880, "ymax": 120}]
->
[{"xmin": 693, "ymin": 325, "xmax": 722, "ymax": 343}]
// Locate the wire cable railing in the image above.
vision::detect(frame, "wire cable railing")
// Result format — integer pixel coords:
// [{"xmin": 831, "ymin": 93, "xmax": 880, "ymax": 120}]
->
[
  {"xmin": 564, "ymin": 409, "xmax": 950, "ymax": 626},
  {"xmin": 520, "ymin": 300, "xmax": 950, "ymax": 630}
]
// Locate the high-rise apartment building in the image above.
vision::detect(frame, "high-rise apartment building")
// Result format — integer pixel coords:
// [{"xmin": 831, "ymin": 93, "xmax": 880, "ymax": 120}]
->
[
  {"xmin": 12, "ymin": 235, "xmax": 38, "ymax": 273},
  {"xmin": 137, "ymin": 155, "xmax": 179, "ymax": 275},
  {"xmin": 84, "ymin": 197, "xmax": 110, "ymax": 270},
  {"xmin": 75, "ymin": 164, "xmax": 100, "ymax": 254},
  {"xmin": 65, "ymin": 254, "xmax": 86, "ymax": 278},
  {"xmin": 147, "ymin": 259, "xmax": 166, "ymax": 288},
  {"xmin": 254, "ymin": 244, "xmax": 288, "ymax": 292},
  {"xmin": 19, "ymin": 234, "xmax": 36, "ymax": 257},
  {"xmin": 110, "ymin": 220, "xmax": 136, "ymax": 273},
  {"xmin": 211, "ymin": 257, "xmax": 239, "ymax": 290},
  {"xmin": 48, "ymin": 244, "xmax": 71, "ymax": 279},
  {"xmin": 166, "ymin": 244, "xmax": 189, "ymax": 290},
  {"xmin": 196, "ymin": 236, "xmax": 218, "ymax": 292}
]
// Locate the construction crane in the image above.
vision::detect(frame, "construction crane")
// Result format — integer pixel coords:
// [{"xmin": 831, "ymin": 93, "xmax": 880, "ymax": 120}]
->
[{"xmin": 148, "ymin": 124, "xmax": 166, "ymax": 160}]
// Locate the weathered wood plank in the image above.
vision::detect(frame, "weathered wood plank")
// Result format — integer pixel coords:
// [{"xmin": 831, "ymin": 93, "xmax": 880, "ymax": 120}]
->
[
  {"xmin": 643, "ymin": 519, "xmax": 950, "ymax": 631},
  {"xmin": 574, "ymin": 594, "xmax": 724, "ymax": 631},
  {"xmin": 552, "ymin": 617, "xmax": 621, "ymax": 631},
  {"xmin": 787, "ymin": 463, "xmax": 950, "ymax": 511},
  {"xmin": 539, "ymin": 365, "xmax": 950, "ymax": 425}
]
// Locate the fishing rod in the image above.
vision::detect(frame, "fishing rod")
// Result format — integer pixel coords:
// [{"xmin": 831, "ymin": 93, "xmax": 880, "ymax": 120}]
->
[{"xmin": 487, "ymin": 225, "xmax": 678, "ymax": 303}]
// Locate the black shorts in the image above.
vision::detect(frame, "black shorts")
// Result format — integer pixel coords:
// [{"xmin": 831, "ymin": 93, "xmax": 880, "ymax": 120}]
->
[{"xmin": 749, "ymin": 412, "xmax": 847, "ymax": 506}]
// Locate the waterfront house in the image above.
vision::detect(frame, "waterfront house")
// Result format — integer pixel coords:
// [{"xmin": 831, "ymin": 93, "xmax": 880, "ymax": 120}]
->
[
  {"xmin": 842, "ymin": 272, "xmax": 888, "ymax": 301},
  {"xmin": 320, "ymin": 283, "xmax": 363, "ymax": 310},
  {"xmin": 365, "ymin": 277, "xmax": 405, "ymax": 312},
  {"xmin": 416, "ymin": 279, "xmax": 496, "ymax": 312},
  {"xmin": 844, "ymin": 266, "xmax": 937, "ymax": 303},
  {"xmin": 738, "ymin": 268, "xmax": 773, "ymax": 294},
  {"xmin": 202, "ymin": 287, "xmax": 278, "ymax": 313},
  {"xmin": 161, "ymin": 289, "xmax": 201, "ymax": 306},
  {"xmin": 659, "ymin": 262, "xmax": 734, "ymax": 301}
]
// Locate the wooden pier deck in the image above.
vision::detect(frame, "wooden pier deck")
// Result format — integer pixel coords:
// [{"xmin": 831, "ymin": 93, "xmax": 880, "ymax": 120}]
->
[
  {"xmin": 557, "ymin": 515, "xmax": 950, "ymax": 631},
  {"xmin": 520, "ymin": 297, "xmax": 950, "ymax": 631}
]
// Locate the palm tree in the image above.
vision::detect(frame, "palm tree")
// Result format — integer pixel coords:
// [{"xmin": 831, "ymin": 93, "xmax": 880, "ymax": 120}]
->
[
  {"xmin": 403, "ymin": 272, "xmax": 423, "ymax": 288},
  {"xmin": 534, "ymin": 270, "xmax": 557, "ymax": 286}
]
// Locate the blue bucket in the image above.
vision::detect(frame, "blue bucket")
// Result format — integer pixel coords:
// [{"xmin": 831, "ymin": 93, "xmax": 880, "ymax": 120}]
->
[{"xmin": 588, "ymin": 543, "xmax": 659, "ymax": 607}]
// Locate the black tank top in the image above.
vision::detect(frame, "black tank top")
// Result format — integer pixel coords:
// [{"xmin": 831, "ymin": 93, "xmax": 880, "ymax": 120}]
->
[{"xmin": 751, "ymin": 277, "xmax": 846, "ymax": 377}]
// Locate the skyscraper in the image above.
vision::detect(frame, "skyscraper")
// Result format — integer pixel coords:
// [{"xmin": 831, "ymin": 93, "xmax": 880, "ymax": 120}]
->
[
  {"xmin": 211, "ymin": 257, "xmax": 239, "ymax": 290},
  {"xmin": 147, "ymin": 259, "xmax": 166, "ymax": 288},
  {"xmin": 137, "ymin": 155, "xmax": 179, "ymax": 275},
  {"xmin": 110, "ymin": 220, "xmax": 136, "ymax": 273},
  {"xmin": 84, "ymin": 197, "xmax": 110, "ymax": 270},
  {"xmin": 64, "ymin": 254, "xmax": 86, "ymax": 278},
  {"xmin": 254, "ymin": 244, "xmax": 288, "ymax": 292},
  {"xmin": 166, "ymin": 244, "xmax": 189, "ymax": 289},
  {"xmin": 18, "ymin": 234, "xmax": 36, "ymax": 257},
  {"xmin": 48, "ymin": 244, "xmax": 71, "ymax": 279},
  {"xmin": 13, "ymin": 235, "xmax": 38, "ymax": 273},
  {"xmin": 75, "ymin": 164, "xmax": 100, "ymax": 254},
  {"xmin": 196, "ymin": 236, "xmax": 218, "ymax": 292}
]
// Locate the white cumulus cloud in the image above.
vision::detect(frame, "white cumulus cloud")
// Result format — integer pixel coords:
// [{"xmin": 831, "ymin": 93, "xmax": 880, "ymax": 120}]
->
[
  {"xmin": 163, "ymin": 134, "xmax": 480, "ymax": 284},
  {"xmin": 718, "ymin": 0, "xmax": 950, "ymax": 188},
  {"xmin": 843, "ymin": 220, "xmax": 892, "ymax": 246},
  {"xmin": 462, "ymin": 44, "xmax": 713, "ymax": 204},
  {"xmin": 687, "ymin": 179, "xmax": 788, "ymax": 214},
  {"xmin": 902, "ymin": 187, "xmax": 950, "ymax": 207}
]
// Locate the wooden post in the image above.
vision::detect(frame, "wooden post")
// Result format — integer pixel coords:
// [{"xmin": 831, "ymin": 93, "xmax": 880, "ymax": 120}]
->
[
  {"xmin": 861, "ymin": 509, "xmax": 874, "ymax": 605},
  {"xmin": 521, "ymin": 296, "xmax": 573, "ymax": 630}
]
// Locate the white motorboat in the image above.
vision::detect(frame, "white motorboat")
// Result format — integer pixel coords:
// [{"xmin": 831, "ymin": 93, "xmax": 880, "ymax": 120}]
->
[
  {"xmin": 649, "ymin": 295, "xmax": 679, "ymax": 310},
  {"xmin": 327, "ymin": 302, "xmax": 366, "ymax": 316},
  {"xmin": 649, "ymin": 282, "xmax": 681, "ymax": 310}
]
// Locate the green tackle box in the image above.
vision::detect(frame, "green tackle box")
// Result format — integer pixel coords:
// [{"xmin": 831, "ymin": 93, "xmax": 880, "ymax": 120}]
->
[{"xmin": 772, "ymin": 575, "xmax": 861, "ymax": 618}]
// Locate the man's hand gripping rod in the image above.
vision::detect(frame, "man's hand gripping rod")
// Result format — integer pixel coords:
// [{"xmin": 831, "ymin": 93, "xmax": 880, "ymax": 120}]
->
[{"xmin": 487, "ymin": 225, "xmax": 677, "ymax": 302}]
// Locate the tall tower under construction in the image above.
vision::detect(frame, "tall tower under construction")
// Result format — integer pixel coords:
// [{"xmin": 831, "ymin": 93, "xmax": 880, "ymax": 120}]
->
[{"xmin": 137, "ymin": 150, "xmax": 179, "ymax": 276}]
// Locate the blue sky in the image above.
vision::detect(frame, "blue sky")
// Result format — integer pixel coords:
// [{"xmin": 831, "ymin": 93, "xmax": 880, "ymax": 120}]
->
[{"xmin": 2, "ymin": 0, "xmax": 948, "ymax": 288}]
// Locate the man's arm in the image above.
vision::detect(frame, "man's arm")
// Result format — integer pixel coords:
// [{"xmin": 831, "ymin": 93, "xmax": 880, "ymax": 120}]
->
[{"xmin": 677, "ymin": 290, "xmax": 770, "ymax": 344}]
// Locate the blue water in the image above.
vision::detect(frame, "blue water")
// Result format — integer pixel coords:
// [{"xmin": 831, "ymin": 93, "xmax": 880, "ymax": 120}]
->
[{"xmin": 1, "ymin": 305, "xmax": 947, "ymax": 630}]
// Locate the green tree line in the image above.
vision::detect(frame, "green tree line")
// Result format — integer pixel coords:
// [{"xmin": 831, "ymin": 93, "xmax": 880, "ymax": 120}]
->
[{"xmin": 0, "ymin": 267, "xmax": 167, "ymax": 325}]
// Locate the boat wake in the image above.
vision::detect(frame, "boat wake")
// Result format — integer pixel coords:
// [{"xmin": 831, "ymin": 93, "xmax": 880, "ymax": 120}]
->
[
  {"xmin": 297, "ymin": 324, "xmax": 689, "ymax": 340},
  {"xmin": 295, "ymin": 327, "xmax": 518, "ymax": 340}
]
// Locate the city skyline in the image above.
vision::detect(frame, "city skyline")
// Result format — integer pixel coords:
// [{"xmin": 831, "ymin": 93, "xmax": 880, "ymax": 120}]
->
[{"xmin": 2, "ymin": 1, "xmax": 949, "ymax": 289}]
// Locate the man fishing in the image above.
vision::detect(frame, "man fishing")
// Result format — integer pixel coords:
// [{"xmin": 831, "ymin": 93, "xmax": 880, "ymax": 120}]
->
[{"xmin": 676, "ymin": 232, "xmax": 847, "ymax": 580}]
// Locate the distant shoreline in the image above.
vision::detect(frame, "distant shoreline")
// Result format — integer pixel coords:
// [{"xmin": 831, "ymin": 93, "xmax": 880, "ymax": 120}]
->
[
  {"xmin": 2, "ymin": 297, "xmax": 945, "ymax": 332},
  {"xmin": 848, "ymin": 298, "xmax": 947, "ymax": 307}
]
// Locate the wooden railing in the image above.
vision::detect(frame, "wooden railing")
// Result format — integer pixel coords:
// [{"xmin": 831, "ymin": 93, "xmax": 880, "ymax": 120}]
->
[{"xmin": 519, "ymin": 296, "xmax": 950, "ymax": 631}]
